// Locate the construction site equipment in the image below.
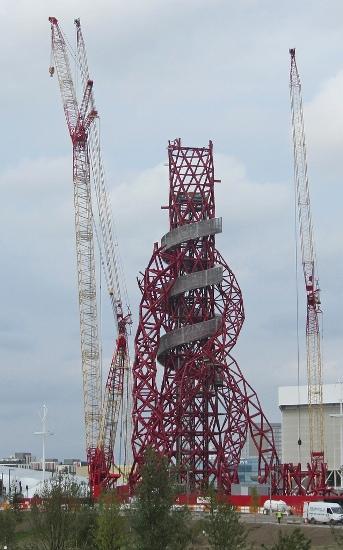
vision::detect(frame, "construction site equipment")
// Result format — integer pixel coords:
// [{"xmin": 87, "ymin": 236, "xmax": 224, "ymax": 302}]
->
[
  {"xmin": 130, "ymin": 139, "xmax": 280, "ymax": 493},
  {"xmin": 49, "ymin": 17, "xmax": 131, "ymax": 498},
  {"xmin": 287, "ymin": 48, "xmax": 326, "ymax": 493},
  {"xmin": 48, "ymin": 21, "xmax": 328, "ymax": 499}
]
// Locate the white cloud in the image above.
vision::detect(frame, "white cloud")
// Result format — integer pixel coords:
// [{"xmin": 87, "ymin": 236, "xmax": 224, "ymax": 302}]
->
[{"xmin": 305, "ymin": 71, "xmax": 343, "ymax": 180}]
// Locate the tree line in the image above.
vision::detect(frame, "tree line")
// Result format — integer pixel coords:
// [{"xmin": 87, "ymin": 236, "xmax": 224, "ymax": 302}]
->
[{"xmin": 0, "ymin": 448, "xmax": 318, "ymax": 549}]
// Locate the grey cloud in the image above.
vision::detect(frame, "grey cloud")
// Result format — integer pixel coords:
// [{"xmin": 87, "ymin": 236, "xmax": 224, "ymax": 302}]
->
[{"xmin": 0, "ymin": 0, "xmax": 342, "ymax": 460}]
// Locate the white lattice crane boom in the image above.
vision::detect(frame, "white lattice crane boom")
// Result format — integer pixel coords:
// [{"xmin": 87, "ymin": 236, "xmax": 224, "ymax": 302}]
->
[
  {"xmin": 289, "ymin": 48, "xmax": 324, "ymax": 464},
  {"xmin": 75, "ymin": 18, "xmax": 126, "ymax": 329}
]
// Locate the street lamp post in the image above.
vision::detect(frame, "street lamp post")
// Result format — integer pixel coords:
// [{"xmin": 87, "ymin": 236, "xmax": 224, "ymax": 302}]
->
[
  {"xmin": 333, "ymin": 420, "xmax": 337, "ymax": 488},
  {"xmin": 33, "ymin": 404, "xmax": 53, "ymax": 484}
]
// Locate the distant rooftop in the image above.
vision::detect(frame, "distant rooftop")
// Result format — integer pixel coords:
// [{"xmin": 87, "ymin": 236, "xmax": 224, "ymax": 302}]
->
[{"xmin": 279, "ymin": 384, "xmax": 343, "ymax": 407}]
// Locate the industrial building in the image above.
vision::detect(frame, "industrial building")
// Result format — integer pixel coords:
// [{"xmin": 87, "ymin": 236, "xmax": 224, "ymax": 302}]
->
[
  {"xmin": 279, "ymin": 384, "xmax": 343, "ymax": 486},
  {"xmin": 242, "ymin": 423, "xmax": 282, "ymax": 462}
]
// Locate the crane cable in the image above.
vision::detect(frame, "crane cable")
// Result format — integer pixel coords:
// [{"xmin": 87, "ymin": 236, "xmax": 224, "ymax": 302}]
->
[
  {"xmin": 92, "ymin": 119, "xmax": 132, "ymax": 472},
  {"xmin": 93, "ymin": 117, "xmax": 131, "ymax": 313},
  {"xmin": 294, "ymin": 153, "xmax": 302, "ymax": 465},
  {"xmin": 91, "ymin": 117, "xmax": 132, "ymax": 472},
  {"xmin": 99, "ymin": 245, "xmax": 103, "ymax": 400}
]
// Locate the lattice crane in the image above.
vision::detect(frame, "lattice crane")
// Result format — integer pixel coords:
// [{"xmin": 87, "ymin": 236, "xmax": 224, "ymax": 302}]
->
[
  {"xmin": 49, "ymin": 17, "xmax": 131, "ymax": 498},
  {"xmin": 289, "ymin": 49, "xmax": 325, "ymax": 476}
]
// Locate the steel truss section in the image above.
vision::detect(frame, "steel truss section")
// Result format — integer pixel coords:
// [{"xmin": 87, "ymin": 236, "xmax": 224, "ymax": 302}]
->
[
  {"xmin": 281, "ymin": 457, "xmax": 328, "ymax": 496},
  {"xmin": 130, "ymin": 139, "xmax": 280, "ymax": 493}
]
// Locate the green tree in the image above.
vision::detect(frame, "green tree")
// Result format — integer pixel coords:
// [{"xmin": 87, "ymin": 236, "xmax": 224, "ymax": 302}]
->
[
  {"xmin": 262, "ymin": 527, "xmax": 311, "ymax": 550},
  {"xmin": 168, "ymin": 506, "xmax": 193, "ymax": 550},
  {"xmin": 0, "ymin": 508, "xmax": 16, "ymax": 548},
  {"xmin": 69, "ymin": 502, "xmax": 97, "ymax": 549},
  {"xmin": 250, "ymin": 486, "xmax": 259, "ymax": 520},
  {"xmin": 130, "ymin": 447, "xmax": 191, "ymax": 550},
  {"xmin": 96, "ymin": 493, "xmax": 131, "ymax": 550},
  {"xmin": 206, "ymin": 490, "xmax": 248, "ymax": 550},
  {"xmin": 28, "ymin": 475, "xmax": 95, "ymax": 550}
]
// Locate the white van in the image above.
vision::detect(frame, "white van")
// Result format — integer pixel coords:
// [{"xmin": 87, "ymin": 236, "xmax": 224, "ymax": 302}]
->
[{"xmin": 303, "ymin": 501, "xmax": 343, "ymax": 524}]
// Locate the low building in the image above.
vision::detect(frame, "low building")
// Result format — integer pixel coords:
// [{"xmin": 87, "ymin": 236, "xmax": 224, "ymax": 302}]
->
[
  {"xmin": 30, "ymin": 458, "xmax": 59, "ymax": 473},
  {"xmin": 0, "ymin": 465, "xmax": 88, "ymax": 500},
  {"xmin": 279, "ymin": 383, "xmax": 343, "ymax": 485},
  {"xmin": 0, "ymin": 453, "xmax": 33, "ymax": 466},
  {"xmin": 14, "ymin": 452, "xmax": 32, "ymax": 464},
  {"xmin": 242, "ymin": 423, "xmax": 282, "ymax": 462}
]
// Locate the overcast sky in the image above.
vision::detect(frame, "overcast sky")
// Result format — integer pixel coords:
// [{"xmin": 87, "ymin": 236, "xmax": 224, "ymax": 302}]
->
[{"xmin": 0, "ymin": 0, "xmax": 342, "ymax": 462}]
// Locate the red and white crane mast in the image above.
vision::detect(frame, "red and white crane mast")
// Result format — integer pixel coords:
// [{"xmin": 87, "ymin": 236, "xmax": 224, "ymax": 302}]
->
[
  {"xmin": 49, "ymin": 17, "xmax": 130, "ymax": 498},
  {"xmin": 289, "ymin": 49, "xmax": 324, "ymax": 468},
  {"xmin": 73, "ymin": 18, "xmax": 132, "ymax": 495}
]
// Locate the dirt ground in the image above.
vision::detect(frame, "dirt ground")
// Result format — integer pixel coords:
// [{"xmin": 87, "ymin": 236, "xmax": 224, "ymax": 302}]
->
[
  {"xmin": 14, "ymin": 513, "xmax": 343, "ymax": 549},
  {"xmin": 245, "ymin": 521, "xmax": 341, "ymax": 549},
  {"xmin": 188, "ymin": 517, "xmax": 342, "ymax": 548}
]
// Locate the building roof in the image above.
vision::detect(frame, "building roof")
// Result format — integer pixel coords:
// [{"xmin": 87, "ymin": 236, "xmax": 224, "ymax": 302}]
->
[
  {"xmin": 278, "ymin": 384, "xmax": 343, "ymax": 407},
  {"xmin": 0, "ymin": 466, "xmax": 88, "ymax": 499}
]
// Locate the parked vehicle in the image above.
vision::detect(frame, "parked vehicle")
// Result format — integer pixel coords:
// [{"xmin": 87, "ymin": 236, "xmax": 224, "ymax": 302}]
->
[
  {"xmin": 303, "ymin": 501, "xmax": 343, "ymax": 524},
  {"xmin": 263, "ymin": 499, "xmax": 290, "ymax": 515}
]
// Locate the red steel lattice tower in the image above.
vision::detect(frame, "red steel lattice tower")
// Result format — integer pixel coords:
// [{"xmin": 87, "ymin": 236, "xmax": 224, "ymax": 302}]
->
[{"xmin": 130, "ymin": 139, "xmax": 279, "ymax": 493}]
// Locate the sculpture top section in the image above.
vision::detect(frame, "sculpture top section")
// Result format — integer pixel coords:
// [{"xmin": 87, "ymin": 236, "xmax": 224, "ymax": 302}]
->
[{"xmin": 166, "ymin": 138, "xmax": 220, "ymax": 230}]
